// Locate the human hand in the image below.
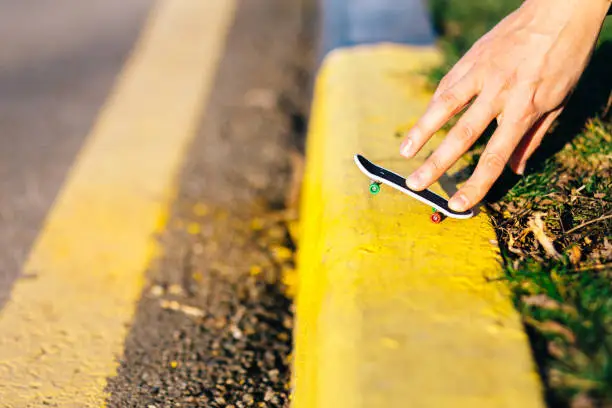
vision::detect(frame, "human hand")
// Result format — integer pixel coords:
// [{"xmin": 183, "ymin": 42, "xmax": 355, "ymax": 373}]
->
[{"xmin": 399, "ymin": 0, "xmax": 611, "ymax": 212}]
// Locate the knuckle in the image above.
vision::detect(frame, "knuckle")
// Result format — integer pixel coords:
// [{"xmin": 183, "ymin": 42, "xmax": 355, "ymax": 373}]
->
[
  {"xmin": 504, "ymin": 104, "xmax": 538, "ymax": 127},
  {"xmin": 438, "ymin": 74, "xmax": 454, "ymax": 90},
  {"xmin": 500, "ymin": 73, "xmax": 516, "ymax": 91},
  {"xmin": 522, "ymin": 98, "xmax": 538, "ymax": 115},
  {"xmin": 482, "ymin": 151, "xmax": 506, "ymax": 173},
  {"xmin": 508, "ymin": 90, "xmax": 541, "ymax": 123},
  {"xmin": 517, "ymin": 109, "xmax": 539, "ymax": 126},
  {"xmin": 428, "ymin": 155, "xmax": 445, "ymax": 172},
  {"xmin": 410, "ymin": 122, "xmax": 426, "ymax": 140},
  {"xmin": 452, "ymin": 122, "xmax": 475, "ymax": 144},
  {"xmin": 437, "ymin": 89, "xmax": 460, "ymax": 109},
  {"xmin": 483, "ymin": 73, "xmax": 513, "ymax": 99}
]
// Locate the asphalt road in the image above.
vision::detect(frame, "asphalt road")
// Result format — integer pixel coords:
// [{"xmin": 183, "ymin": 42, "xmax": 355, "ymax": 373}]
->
[
  {"xmin": 0, "ymin": 1, "xmax": 314, "ymax": 406},
  {"xmin": 0, "ymin": 0, "xmax": 152, "ymax": 306},
  {"xmin": 106, "ymin": 0, "xmax": 314, "ymax": 405}
]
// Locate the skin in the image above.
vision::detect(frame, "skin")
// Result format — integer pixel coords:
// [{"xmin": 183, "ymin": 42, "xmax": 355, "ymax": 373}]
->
[{"xmin": 399, "ymin": 0, "xmax": 611, "ymax": 212}]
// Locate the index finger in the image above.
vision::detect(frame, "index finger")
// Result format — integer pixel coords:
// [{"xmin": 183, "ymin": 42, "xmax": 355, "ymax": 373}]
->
[{"xmin": 400, "ymin": 73, "xmax": 479, "ymax": 158}]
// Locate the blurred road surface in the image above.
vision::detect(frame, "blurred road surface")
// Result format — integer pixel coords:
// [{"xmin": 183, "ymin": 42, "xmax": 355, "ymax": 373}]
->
[
  {"xmin": 0, "ymin": 0, "xmax": 152, "ymax": 306},
  {"xmin": 0, "ymin": 0, "xmax": 313, "ymax": 406}
]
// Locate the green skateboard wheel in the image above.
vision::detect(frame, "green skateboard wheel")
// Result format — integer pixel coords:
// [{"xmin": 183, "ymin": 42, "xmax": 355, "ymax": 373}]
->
[{"xmin": 369, "ymin": 182, "xmax": 381, "ymax": 195}]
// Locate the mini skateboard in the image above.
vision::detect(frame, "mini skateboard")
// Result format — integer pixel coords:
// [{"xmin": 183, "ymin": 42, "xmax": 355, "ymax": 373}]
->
[{"xmin": 354, "ymin": 154, "xmax": 474, "ymax": 223}]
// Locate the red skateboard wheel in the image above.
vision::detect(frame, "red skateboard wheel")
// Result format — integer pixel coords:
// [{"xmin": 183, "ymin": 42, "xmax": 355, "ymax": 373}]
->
[{"xmin": 430, "ymin": 212, "xmax": 443, "ymax": 224}]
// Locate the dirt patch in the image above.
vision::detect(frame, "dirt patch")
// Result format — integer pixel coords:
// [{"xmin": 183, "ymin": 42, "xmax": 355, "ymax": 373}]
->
[
  {"xmin": 489, "ymin": 120, "xmax": 611, "ymax": 270},
  {"xmin": 105, "ymin": 0, "xmax": 315, "ymax": 406}
]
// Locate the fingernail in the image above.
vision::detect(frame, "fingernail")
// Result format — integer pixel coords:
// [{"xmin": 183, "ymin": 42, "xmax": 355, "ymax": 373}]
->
[
  {"xmin": 400, "ymin": 139, "xmax": 413, "ymax": 157},
  {"xmin": 449, "ymin": 193, "xmax": 468, "ymax": 212},
  {"xmin": 406, "ymin": 171, "xmax": 423, "ymax": 190}
]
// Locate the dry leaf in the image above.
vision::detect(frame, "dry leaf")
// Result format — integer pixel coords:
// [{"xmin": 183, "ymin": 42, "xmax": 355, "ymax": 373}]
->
[
  {"xmin": 547, "ymin": 340, "xmax": 566, "ymax": 360},
  {"xmin": 522, "ymin": 294, "xmax": 577, "ymax": 316},
  {"xmin": 568, "ymin": 245, "xmax": 582, "ymax": 265},
  {"xmin": 528, "ymin": 213, "xmax": 563, "ymax": 260},
  {"xmin": 549, "ymin": 369, "xmax": 601, "ymax": 391},
  {"xmin": 523, "ymin": 294, "xmax": 560, "ymax": 310},
  {"xmin": 571, "ymin": 392, "xmax": 595, "ymax": 408},
  {"xmin": 524, "ymin": 317, "xmax": 576, "ymax": 343},
  {"xmin": 540, "ymin": 199, "xmax": 555, "ymax": 206},
  {"xmin": 507, "ymin": 233, "xmax": 524, "ymax": 256},
  {"xmin": 540, "ymin": 321, "xmax": 576, "ymax": 344},
  {"xmin": 603, "ymin": 237, "xmax": 612, "ymax": 257},
  {"xmin": 160, "ymin": 299, "xmax": 205, "ymax": 318}
]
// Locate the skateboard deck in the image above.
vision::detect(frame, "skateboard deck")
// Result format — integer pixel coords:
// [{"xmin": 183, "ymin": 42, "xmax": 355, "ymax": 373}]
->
[{"xmin": 354, "ymin": 154, "xmax": 474, "ymax": 220}]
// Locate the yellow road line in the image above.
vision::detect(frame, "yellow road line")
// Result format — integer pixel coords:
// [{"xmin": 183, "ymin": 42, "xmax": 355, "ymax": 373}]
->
[
  {"xmin": 0, "ymin": 1, "xmax": 236, "ymax": 405},
  {"xmin": 293, "ymin": 45, "xmax": 545, "ymax": 408}
]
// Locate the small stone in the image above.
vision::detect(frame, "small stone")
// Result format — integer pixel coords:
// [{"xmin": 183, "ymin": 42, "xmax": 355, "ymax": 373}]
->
[
  {"xmin": 187, "ymin": 222, "xmax": 201, "ymax": 235},
  {"xmin": 230, "ymin": 325, "xmax": 243, "ymax": 340},
  {"xmin": 168, "ymin": 284, "xmax": 184, "ymax": 296},
  {"xmin": 193, "ymin": 202, "xmax": 209, "ymax": 216},
  {"xmin": 243, "ymin": 393, "xmax": 254, "ymax": 404},
  {"xmin": 149, "ymin": 285, "xmax": 164, "ymax": 297},
  {"xmin": 266, "ymin": 225, "xmax": 285, "ymax": 241},
  {"xmin": 250, "ymin": 218, "xmax": 264, "ymax": 231},
  {"xmin": 243, "ymin": 88, "xmax": 277, "ymax": 109},
  {"xmin": 270, "ymin": 245, "xmax": 292, "ymax": 262},
  {"xmin": 267, "ymin": 369, "xmax": 279, "ymax": 382},
  {"xmin": 249, "ymin": 265, "xmax": 262, "ymax": 276}
]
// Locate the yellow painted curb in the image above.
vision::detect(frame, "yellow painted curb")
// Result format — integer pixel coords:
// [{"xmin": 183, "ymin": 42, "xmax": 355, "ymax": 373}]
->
[
  {"xmin": 292, "ymin": 45, "xmax": 545, "ymax": 408},
  {"xmin": 0, "ymin": 0, "xmax": 236, "ymax": 406}
]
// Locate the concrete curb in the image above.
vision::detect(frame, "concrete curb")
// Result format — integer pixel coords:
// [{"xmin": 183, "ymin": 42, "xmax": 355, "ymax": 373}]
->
[{"xmin": 291, "ymin": 1, "xmax": 545, "ymax": 407}]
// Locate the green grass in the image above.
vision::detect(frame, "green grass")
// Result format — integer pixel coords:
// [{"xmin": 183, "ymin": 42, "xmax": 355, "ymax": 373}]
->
[
  {"xmin": 428, "ymin": 1, "xmax": 612, "ymax": 406},
  {"xmin": 493, "ymin": 120, "xmax": 612, "ymax": 406},
  {"xmin": 427, "ymin": 0, "xmax": 522, "ymax": 84}
]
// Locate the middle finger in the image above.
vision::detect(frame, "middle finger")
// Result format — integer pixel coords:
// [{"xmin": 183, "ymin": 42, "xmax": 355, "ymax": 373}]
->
[{"xmin": 405, "ymin": 94, "xmax": 499, "ymax": 191}]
